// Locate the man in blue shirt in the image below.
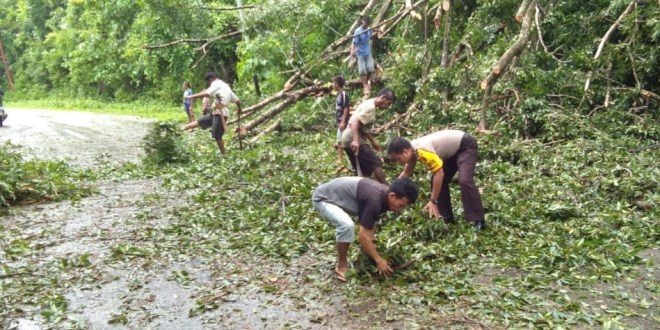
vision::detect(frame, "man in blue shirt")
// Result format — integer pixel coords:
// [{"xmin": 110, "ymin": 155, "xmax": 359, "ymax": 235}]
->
[{"xmin": 351, "ymin": 16, "xmax": 377, "ymax": 97}]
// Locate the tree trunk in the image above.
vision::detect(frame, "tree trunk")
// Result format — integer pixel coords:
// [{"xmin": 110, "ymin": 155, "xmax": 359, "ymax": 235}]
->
[
  {"xmin": 440, "ymin": 0, "xmax": 452, "ymax": 68},
  {"xmin": 478, "ymin": 83, "xmax": 493, "ymax": 130},
  {"xmin": 374, "ymin": 102, "xmax": 420, "ymax": 134},
  {"xmin": 515, "ymin": 0, "xmax": 532, "ymax": 22},
  {"xmin": 479, "ymin": 0, "xmax": 536, "ymax": 129},
  {"xmin": 249, "ymin": 119, "xmax": 282, "ymax": 143},
  {"xmin": 480, "ymin": 2, "xmax": 535, "ymax": 91}
]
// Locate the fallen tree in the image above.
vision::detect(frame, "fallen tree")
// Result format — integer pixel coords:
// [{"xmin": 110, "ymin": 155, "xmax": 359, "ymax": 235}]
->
[
  {"xmin": 478, "ymin": 0, "xmax": 537, "ymax": 131},
  {"xmin": 233, "ymin": 0, "xmax": 428, "ymax": 140}
]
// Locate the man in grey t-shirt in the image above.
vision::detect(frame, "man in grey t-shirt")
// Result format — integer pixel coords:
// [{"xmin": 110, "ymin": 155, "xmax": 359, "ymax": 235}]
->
[{"xmin": 312, "ymin": 177, "xmax": 418, "ymax": 281}]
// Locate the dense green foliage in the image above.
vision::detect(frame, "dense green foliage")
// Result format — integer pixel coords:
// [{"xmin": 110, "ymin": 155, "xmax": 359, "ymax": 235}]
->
[
  {"xmin": 142, "ymin": 121, "xmax": 190, "ymax": 165},
  {"xmin": 0, "ymin": 143, "xmax": 94, "ymax": 207},
  {"xmin": 1, "ymin": 0, "xmax": 658, "ymax": 328}
]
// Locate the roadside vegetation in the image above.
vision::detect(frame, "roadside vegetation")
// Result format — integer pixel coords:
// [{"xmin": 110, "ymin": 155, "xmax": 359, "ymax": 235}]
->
[{"xmin": 0, "ymin": 0, "xmax": 658, "ymax": 328}]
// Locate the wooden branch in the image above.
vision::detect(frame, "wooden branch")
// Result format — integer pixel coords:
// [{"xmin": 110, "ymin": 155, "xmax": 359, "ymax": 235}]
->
[
  {"xmin": 248, "ymin": 119, "xmax": 281, "ymax": 143},
  {"xmin": 534, "ymin": 4, "xmax": 561, "ymax": 61},
  {"xmin": 238, "ymin": 82, "xmax": 337, "ymax": 135},
  {"xmin": 228, "ymin": 91, "xmax": 289, "ymax": 124},
  {"xmin": 594, "ymin": 0, "xmax": 637, "ymax": 60},
  {"xmin": 440, "ymin": 0, "xmax": 452, "ymax": 68},
  {"xmin": 433, "ymin": 2, "xmax": 443, "ymax": 28},
  {"xmin": 478, "ymin": 83, "xmax": 493, "ymax": 130},
  {"xmin": 585, "ymin": 0, "xmax": 637, "ymax": 92},
  {"xmin": 229, "ymin": 79, "xmax": 363, "ymax": 125},
  {"xmin": 201, "ymin": 5, "xmax": 256, "ymax": 11},
  {"xmin": 375, "ymin": 0, "xmax": 394, "ymax": 25},
  {"xmin": 374, "ymin": 102, "xmax": 420, "ymax": 134},
  {"xmin": 516, "ymin": 0, "xmax": 532, "ymax": 22},
  {"xmin": 191, "ymin": 50, "xmax": 209, "ymax": 69},
  {"xmin": 480, "ymin": 1, "xmax": 536, "ymax": 90},
  {"xmin": 145, "ymin": 31, "xmax": 241, "ymax": 49},
  {"xmin": 380, "ymin": 0, "xmax": 427, "ymax": 36},
  {"xmin": 640, "ymin": 89, "xmax": 660, "ymax": 101},
  {"xmin": 196, "ymin": 31, "xmax": 243, "ymax": 51},
  {"xmin": 479, "ymin": 1, "xmax": 536, "ymax": 129},
  {"xmin": 405, "ymin": 0, "xmax": 423, "ymax": 20},
  {"xmin": 239, "ymin": 98, "xmax": 296, "ymax": 135},
  {"xmin": 0, "ymin": 40, "xmax": 14, "ymax": 90},
  {"xmin": 605, "ymin": 62, "xmax": 612, "ymax": 107}
]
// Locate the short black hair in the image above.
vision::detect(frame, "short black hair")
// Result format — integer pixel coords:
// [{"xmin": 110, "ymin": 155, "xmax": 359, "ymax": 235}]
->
[
  {"xmin": 333, "ymin": 76, "xmax": 345, "ymax": 87},
  {"xmin": 377, "ymin": 88, "xmax": 396, "ymax": 102},
  {"xmin": 387, "ymin": 137, "xmax": 412, "ymax": 155},
  {"xmin": 361, "ymin": 15, "xmax": 370, "ymax": 25},
  {"xmin": 389, "ymin": 177, "xmax": 418, "ymax": 204},
  {"xmin": 204, "ymin": 72, "xmax": 217, "ymax": 82}
]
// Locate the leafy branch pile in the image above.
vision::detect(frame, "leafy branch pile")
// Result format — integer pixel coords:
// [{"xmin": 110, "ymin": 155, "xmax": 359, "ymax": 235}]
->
[
  {"xmin": 0, "ymin": 0, "xmax": 658, "ymax": 328},
  {"xmin": 142, "ymin": 121, "xmax": 190, "ymax": 165},
  {"xmin": 0, "ymin": 143, "xmax": 94, "ymax": 208}
]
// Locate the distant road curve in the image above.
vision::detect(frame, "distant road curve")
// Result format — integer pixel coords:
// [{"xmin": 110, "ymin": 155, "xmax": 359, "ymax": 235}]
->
[{"xmin": 0, "ymin": 108, "xmax": 152, "ymax": 167}]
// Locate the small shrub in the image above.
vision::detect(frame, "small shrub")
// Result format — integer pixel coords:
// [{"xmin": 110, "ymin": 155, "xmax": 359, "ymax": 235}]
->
[{"xmin": 142, "ymin": 121, "xmax": 190, "ymax": 165}]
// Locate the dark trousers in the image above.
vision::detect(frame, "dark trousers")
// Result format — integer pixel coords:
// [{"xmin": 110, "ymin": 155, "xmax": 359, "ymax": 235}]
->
[{"xmin": 432, "ymin": 134, "xmax": 485, "ymax": 223}]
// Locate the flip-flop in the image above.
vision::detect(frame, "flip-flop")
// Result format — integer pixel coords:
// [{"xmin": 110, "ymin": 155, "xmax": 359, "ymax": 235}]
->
[{"xmin": 334, "ymin": 267, "xmax": 347, "ymax": 282}]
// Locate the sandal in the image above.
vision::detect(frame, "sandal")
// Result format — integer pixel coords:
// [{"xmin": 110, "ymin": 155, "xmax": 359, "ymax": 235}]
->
[{"xmin": 334, "ymin": 266, "xmax": 347, "ymax": 282}]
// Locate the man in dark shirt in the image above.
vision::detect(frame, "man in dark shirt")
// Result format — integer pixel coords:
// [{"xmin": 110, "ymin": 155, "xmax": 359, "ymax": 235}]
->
[{"xmin": 312, "ymin": 177, "xmax": 418, "ymax": 281}]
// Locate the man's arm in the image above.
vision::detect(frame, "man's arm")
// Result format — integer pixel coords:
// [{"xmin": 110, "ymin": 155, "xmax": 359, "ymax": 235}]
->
[
  {"xmin": 220, "ymin": 111, "xmax": 227, "ymax": 131},
  {"xmin": 234, "ymin": 100, "xmax": 242, "ymax": 116},
  {"xmin": 186, "ymin": 91, "xmax": 209, "ymax": 100},
  {"xmin": 362, "ymin": 131, "xmax": 381, "ymax": 152},
  {"xmin": 358, "ymin": 226, "xmax": 392, "ymax": 277},
  {"xmin": 339, "ymin": 105, "xmax": 350, "ymax": 130},
  {"xmin": 349, "ymin": 116, "xmax": 362, "ymax": 154},
  {"xmin": 399, "ymin": 157, "xmax": 417, "ymax": 178},
  {"xmin": 423, "ymin": 169, "xmax": 444, "ymax": 218}
]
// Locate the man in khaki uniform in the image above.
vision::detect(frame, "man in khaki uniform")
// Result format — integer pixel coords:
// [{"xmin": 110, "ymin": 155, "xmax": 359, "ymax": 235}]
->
[{"xmin": 387, "ymin": 130, "xmax": 486, "ymax": 230}]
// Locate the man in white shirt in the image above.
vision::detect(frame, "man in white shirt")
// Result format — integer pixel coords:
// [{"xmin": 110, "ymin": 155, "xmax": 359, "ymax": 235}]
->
[{"xmin": 184, "ymin": 72, "xmax": 242, "ymax": 154}]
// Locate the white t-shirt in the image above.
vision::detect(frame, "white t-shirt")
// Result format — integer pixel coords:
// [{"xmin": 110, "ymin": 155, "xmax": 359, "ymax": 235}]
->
[
  {"xmin": 206, "ymin": 79, "xmax": 239, "ymax": 117},
  {"xmin": 341, "ymin": 98, "xmax": 377, "ymax": 147}
]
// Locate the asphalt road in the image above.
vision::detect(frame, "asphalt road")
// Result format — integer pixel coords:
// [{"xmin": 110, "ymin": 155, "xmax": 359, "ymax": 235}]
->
[{"xmin": 0, "ymin": 108, "xmax": 151, "ymax": 167}]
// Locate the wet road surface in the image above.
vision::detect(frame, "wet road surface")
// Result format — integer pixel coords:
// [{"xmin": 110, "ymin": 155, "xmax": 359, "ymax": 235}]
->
[{"xmin": 0, "ymin": 108, "xmax": 151, "ymax": 167}]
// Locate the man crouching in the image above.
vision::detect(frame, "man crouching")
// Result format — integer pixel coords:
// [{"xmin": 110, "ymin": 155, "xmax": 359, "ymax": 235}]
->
[{"xmin": 312, "ymin": 177, "xmax": 418, "ymax": 281}]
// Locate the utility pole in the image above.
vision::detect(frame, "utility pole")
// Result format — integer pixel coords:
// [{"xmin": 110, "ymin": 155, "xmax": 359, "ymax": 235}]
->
[{"xmin": 0, "ymin": 39, "xmax": 15, "ymax": 90}]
